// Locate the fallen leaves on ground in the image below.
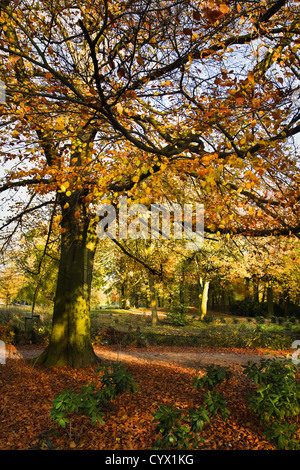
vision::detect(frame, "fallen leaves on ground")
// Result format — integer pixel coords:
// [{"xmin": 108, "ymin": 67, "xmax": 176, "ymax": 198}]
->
[{"xmin": 0, "ymin": 345, "xmax": 291, "ymax": 450}]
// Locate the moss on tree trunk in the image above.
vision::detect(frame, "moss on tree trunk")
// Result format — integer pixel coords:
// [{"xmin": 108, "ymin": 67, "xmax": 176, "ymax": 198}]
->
[{"xmin": 33, "ymin": 194, "xmax": 99, "ymax": 368}]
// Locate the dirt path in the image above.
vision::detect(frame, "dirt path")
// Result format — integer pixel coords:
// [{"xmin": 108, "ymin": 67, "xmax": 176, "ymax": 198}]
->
[
  {"xmin": 5, "ymin": 344, "xmax": 287, "ymax": 370},
  {"xmin": 94, "ymin": 345, "xmax": 289, "ymax": 369}
]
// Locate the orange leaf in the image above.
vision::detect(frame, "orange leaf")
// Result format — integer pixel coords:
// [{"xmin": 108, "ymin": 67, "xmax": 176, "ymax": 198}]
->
[
  {"xmin": 219, "ymin": 4, "xmax": 230, "ymax": 14},
  {"xmin": 247, "ymin": 71, "xmax": 255, "ymax": 83}
]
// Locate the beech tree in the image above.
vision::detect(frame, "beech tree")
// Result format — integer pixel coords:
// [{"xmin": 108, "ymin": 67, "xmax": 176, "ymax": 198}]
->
[{"xmin": 0, "ymin": 0, "xmax": 299, "ymax": 366}]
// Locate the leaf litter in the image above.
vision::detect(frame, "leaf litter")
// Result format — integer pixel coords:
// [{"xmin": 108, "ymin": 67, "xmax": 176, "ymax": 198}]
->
[{"xmin": 0, "ymin": 345, "xmax": 297, "ymax": 450}]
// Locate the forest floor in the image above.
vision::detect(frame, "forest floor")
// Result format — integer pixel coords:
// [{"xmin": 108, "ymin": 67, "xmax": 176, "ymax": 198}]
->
[{"xmin": 0, "ymin": 344, "xmax": 297, "ymax": 451}]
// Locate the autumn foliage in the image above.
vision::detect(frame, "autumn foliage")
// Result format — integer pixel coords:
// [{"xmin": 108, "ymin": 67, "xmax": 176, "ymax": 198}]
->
[{"xmin": 1, "ymin": 345, "xmax": 299, "ymax": 451}]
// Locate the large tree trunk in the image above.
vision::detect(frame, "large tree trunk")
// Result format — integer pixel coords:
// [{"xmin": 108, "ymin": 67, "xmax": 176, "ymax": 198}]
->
[{"xmin": 33, "ymin": 194, "xmax": 99, "ymax": 367}]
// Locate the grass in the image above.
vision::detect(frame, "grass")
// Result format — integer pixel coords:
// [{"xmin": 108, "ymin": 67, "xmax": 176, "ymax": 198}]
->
[
  {"xmin": 89, "ymin": 307, "xmax": 300, "ymax": 351},
  {"xmin": 0, "ymin": 305, "xmax": 299, "ymax": 351}
]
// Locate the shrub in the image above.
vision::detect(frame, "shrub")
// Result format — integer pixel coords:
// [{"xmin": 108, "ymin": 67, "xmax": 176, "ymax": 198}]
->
[
  {"xmin": 230, "ymin": 299, "xmax": 267, "ymax": 318},
  {"xmin": 50, "ymin": 362, "xmax": 137, "ymax": 437},
  {"xmin": 152, "ymin": 404, "xmax": 191, "ymax": 450},
  {"xmin": 263, "ymin": 421, "xmax": 300, "ymax": 450},
  {"xmin": 167, "ymin": 304, "xmax": 189, "ymax": 326},
  {"xmin": 203, "ymin": 391, "xmax": 230, "ymax": 421},
  {"xmin": 31, "ymin": 324, "xmax": 51, "ymax": 344},
  {"xmin": 242, "ymin": 358, "xmax": 300, "ymax": 450},
  {"xmin": 152, "ymin": 397, "xmax": 229, "ymax": 450},
  {"xmin": 193, "ymin": 364, "xmax": 232, "ymax": 391},
  {"xmin": 153, "ymin": 363, "xmax": 231, "ymax": 450},
  {"xmin": 230, "ymin": 299, "xmax": 254, "ymax": 317},
  {"xmin": 253, "ymin": 303, "xmax": 269, "ymax": 317},
  {"xmin": 124, "ymin": 328, "xmax": 148, "ymax": 348},
  {"xmin": 96, "ymin": 361, "xmax": 138, "ymax": 397},
  {"xmin": 202, "ymin": 315, "xmax": 214, "ymax": 323},
  {"xmin": 50, "ymin": 385, "xmax": 106, "ymax": 432},
  {"xmin": 187, "ymin": 407, "xmax": 211, "ymax": 434},
  {"xmin": 0, "ymin": 322, "xmax": 15, "ymax": 344}
]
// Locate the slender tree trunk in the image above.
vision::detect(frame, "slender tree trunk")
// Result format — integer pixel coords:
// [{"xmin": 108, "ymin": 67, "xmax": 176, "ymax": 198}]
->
[
  {"xmin": 148, "ymin": 272, "xmax": 158, "ymax": 325},
  {"xmin": 267, "ymin": 282, "xmax": 274, "ymax": 318},
  {"xmin": 199, "ymin": 278, "xmax": 210, "ymax": 320},
  {"xmin": 120, "ymin": 281, "xmax": 127, "ymax": 309},
  {"xmin": 282, "ymin": 290, "xmax": 289, "ymax": 317},
  {"xmin": 33, "ymin": 194, "xmax": 99, "ymax": 367},
  {"xmin": 253, "ymin": 280, "xmax": 259, "ymax": 303},
  {"xmin": 245, "ymin": 277, "xmax": 250, "ymax": 299}
]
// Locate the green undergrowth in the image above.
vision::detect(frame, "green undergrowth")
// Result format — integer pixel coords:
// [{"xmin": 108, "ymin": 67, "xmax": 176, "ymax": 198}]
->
[{"xmin": 0, "ymin": 306, "xmax": 299, "ymax": 351}]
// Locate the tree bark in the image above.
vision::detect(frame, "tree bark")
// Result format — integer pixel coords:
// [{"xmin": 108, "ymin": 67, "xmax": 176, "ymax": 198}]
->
[
  {"xmin": 199, "ymin": 278, "xmax": 210, "ymax": 320},
  {"xmin": 253, "ymin": 280, "xmax": 259, "ymax": 303},
  {"xmin": 33, "ymin": 194, "xmax": 99, "ymax": 367},
  {"xmin": 148, "ymin": 272, "xmax": 158, "ymax": 325},
  {"xmin": 267, "ymin": 282, "xmax": 274, "ymax": 318}
]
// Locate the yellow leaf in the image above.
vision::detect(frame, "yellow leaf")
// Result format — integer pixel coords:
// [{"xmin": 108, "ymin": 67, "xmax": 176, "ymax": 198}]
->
[
  {"xmin": 116, "ymin": 103, "xmax": 123, "ymax": 115},
  {"xmin": 56, "ymin": 116, "xmax": 65, "ymax": 130}
]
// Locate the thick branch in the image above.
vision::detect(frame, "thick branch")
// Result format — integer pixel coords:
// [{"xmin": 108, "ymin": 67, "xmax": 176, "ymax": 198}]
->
[{"xmin": 0, "ymin": 178, "xmax": 52, "ymax": 193}]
